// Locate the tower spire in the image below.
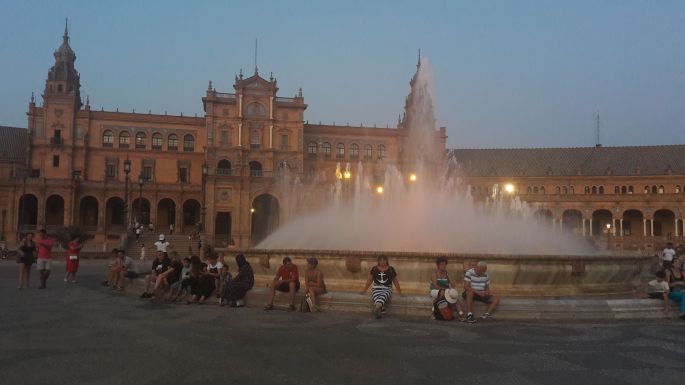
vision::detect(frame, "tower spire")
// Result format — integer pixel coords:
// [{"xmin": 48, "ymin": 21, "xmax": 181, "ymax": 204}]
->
[
  {"xmin": 63, "ymin": 18, "xmax": 69, "ymax": 44},
  {"xmin": 417, "ymin": 48, "xmax": 421, "ymax": 69},
  {"xmin": 254, "ymin": 38, "xmax": 258, "ymax": 75}
]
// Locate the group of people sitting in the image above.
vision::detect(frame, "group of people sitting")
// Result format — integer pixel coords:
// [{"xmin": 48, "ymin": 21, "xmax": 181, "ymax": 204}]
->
[{"xmin": 648, "ymin": 243, "xmax": 685, "ymax": 320}]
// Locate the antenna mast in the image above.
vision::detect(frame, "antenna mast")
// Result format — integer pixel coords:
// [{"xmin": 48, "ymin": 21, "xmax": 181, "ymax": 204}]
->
[
  {"xmin": 594, "ymin": 111, "xmax": 601, "ymax": 147},
  {"xmin": 254, "ymin": 38, "xmax": 258, "ymax": 74}
]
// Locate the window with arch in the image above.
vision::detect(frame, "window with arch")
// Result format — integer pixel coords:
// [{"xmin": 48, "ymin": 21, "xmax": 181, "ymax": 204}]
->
[
  {"xmin": 152, "ymin": 133, "xmax": 163, "ymax": 150},
  {"xmin": 628, "ymin": 186, "xmax": 633, "ymax": 194},
  {"xmin": 621, "ymin": 186, "xmax": 627, "ymax": 194},
  {"xmin": 614, "ymin": 186, "xmax": 620, "ymax": 194},
  {"xmin": 322, "ymin": 142, "xmax": 331, "ymax": 158},
  {"xmin": 336, "ymin": 143, "xmax": 345, "ymax": 159},
  {"xmin": 250, "ymin": 130, "xmax": 261, "ymax": 149},
  {"xmin": 555, "ymin": 186, "xmax": 561, "ymax": 194},
  {"xmin": 527, "ymin": 186, "xmax": 532, "ymax": 194},
  {"xmin": 102, "ymin": 130, "xmax": 114, "ymax": 147},
  {"xmin": 119, "ymin": 131, "xmax": 130, "ymax": 148},
  {"xmin": 584, "ymin": 186, "xmax": 590, "ymax": 194},
  {"xmin": 651, "ymin": 185, "xmax": 658, "ymax": 194},
  {"xmin": 168, "ymin": 134, "xmax": 179, "ymax": 151},
  {"xmin": 591, "ymin": 186, "xmax": 598, "ymax": 194},
  {"xmin": 658, "ymin": 185, "xmax": 664, "ymax": 194},
  {"xmin": 280, "ymin": 133, "xmax": 289, "ymax": 150},
  {"xmin": 540, "ymin": 186, "xmax": 545, "ymax": 194},
  {"xmin": 245, "ymin": 103, "xmax": 266, "ymax": 117},
  {"xmin": 58, "ymin": 84, "xmax": 63, "ymax": 92},
  {"xmin": 364, "ymin": 144, "xmax": 373, "ymax": 160},
  {"xmin": 533, "ymin": 186, "xmax": 539, "ymax": 194},
  {"xmin": 570, "ymin": 186, "xmax": 575, "ymax": 194},
  {"xmin": 378, "ymin": 144, "xmax": 386, "ymax": 159},
  {"xmin": 598, "ymin": 186, "xmax": 604, "ymax": 194},
  {"xmin": 350, "ymin": 143, "xmax": 359, "ymax": 159},
  {"xmin": 562, "ymin": 186, "xmax": 568, "ymax": 195},
  {"xmin": 677, "ymin": 185, "xmax": 682, "ymax": 194},
  {"xmin": 183, "ymin": 134, "xmax": 194, "ymax": 152},
  {"xmin": 249, "ymin": 161, "xmax": 263, "ymax": 177},
  {"xmin": 644, "ymin": 186, "xmax": 650, "ymax": 194},
  {"xmin": 135, "ymin": 132, "xmax": 146, "ymax": 149},
  {"xmin": 307, "ymin": 142, "xmax": 317, "ymax": 155},
  {"xmin": 216, "ymin": 159, "xmax": 232, "ymax": 176}
]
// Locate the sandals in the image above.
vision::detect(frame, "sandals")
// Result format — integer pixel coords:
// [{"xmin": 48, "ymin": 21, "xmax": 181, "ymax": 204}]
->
[{"xmin": 263, "ymin": 304, "xmax": 274, "ymax": 311}]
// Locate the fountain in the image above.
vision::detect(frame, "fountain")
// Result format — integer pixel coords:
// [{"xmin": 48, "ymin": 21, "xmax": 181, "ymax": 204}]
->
[{"xmin": 243, "ymin": 57, "xmax": 651, "ymax": 297}]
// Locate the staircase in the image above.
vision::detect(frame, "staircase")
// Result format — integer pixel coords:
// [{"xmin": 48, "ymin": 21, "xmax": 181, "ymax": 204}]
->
[{"xmin": 125, "ymin": 232, "xmax": 201, "ymax": 259}]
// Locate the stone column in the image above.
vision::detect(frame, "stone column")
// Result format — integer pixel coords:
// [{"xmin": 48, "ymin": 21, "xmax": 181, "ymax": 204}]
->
[
  {"xmin": 643, "ymin": 219, "xmax": 647, "ymax": 237},
  {"xmin": 589, "ymin": 219, "xmax": 593, "ymax": 237},
  {"xmin": 612, "ymin": 218, "xmax": 617, "ymax": 236},
  {"xmin": 559, "ymin": 219, "xmax": 563, "ymax": 232},
  {"xmin": 619, "ymin": 219, "xmax": 624, "ymax": 236},
  {"xmin": 675, "ymin": 218, "xmax": 679, "ymax": 237},
  {"xmin": 269, "ymin": 124, "xmax": 273, "ymax": 149},
  {"xmin": 650, "ymin": 219, "xmax": 655, "ymax": 237},
  {"xmin": 582, "ymin": 219, "xmax": 586, "ymax": 236},
  {"xmin": 238, "ymin": 123, "xmax": 242, "ymax": 147}
]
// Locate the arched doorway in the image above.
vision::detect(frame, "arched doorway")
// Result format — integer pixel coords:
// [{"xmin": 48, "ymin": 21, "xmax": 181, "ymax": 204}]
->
[
  {"xmin": 561, "ymin": 209, "xmax": 583, "ymax": 235},
  {"xmin": 79, "ymin": 196, "xmax": 99, "ymax": 230},
  {"xmin": 591, "ymin": 209, "xmax": 613, "ymax": 236},
  {"xmin": 533, "ymin": 209, "xmax": 553, "ymax": 227},
  {"xmin": 622, "ymin": 209, "xmax": 643, "ymax": 237},
  {"xmin": 157, "ymin": 198, "xmax": 176, "ymax": 231},
  {"xmin": 132, "ymin": 197, "xmax": 151, "ymax": 225},
  {"xmin": 17, "ymin": 194, "xmax": 38, "ymax": 231},
  {"xmin": 250, "ymin": 194, "xmax": 279, "ymax": 246},
  {"xmin": 182, "ymin": 199, "xmax": 201, "ymax": 231},
  {"xmin": 45, "ymin": 195, "xmax": 65, "ymax": 229},
  {"xmin": 215, "ymin": 212, "xmax": 232, "ymax": 247},
  {"xmin": 217, "ymin": 159, "xmax": 232, "ymax": 176},
  {"xmin": 654, "ymin": 209, "xmax": 676, "ymax": 237},
  {"xmin": 105, "ymin": 197, "xmax": 126, "ymax": 232}
]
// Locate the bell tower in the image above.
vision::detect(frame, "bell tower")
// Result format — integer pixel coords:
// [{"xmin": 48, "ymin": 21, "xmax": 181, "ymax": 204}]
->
[{"xmin": 44, "ymin": 20, "xmax": 81, "ymax": 109}]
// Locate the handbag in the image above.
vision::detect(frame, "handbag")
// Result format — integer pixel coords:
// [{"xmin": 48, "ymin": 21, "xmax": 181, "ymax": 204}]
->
[{"xmin": 435, "ymin": 299, "xmax": 454, "ymax": 321}]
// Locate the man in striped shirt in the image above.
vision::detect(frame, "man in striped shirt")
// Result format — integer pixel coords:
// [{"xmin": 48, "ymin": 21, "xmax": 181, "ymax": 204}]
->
[{"xmin": 462, "ymin": 261, "xmax": 500, "ymax": 322}]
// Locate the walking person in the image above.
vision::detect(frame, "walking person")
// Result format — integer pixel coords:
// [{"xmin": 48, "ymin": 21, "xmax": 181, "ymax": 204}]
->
[
  {"xmin": 64, "ymin": 235, "xmax": 83, "ymax": 284},
  {"xmin": 360, "ymin": 255, "xmax": 402, "ymax": 319},
  {"xmin": 35, "ymin": 229, "xmax": 56, "ymax": 289},
  {"xmin": 17, "ymin": 232, "xmax": 36, "ymax": 289}
]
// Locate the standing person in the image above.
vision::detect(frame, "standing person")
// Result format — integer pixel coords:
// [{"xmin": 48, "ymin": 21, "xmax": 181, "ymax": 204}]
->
[
  {"xmin": 221, "ymin": 254, "xmax": 255, "ymax": 307},
  {"xmin": 64, "ymin": 236, "xmax": 83, "ymax": 284},
  {"xmin": 148, "ymin": 222, "xmax": 154, "ymax": 233},
  {"xmin": 360, "ymin": 255, "xmax": 402, "ymax": 319},
  {"xmin": 264, "ymin": 257, "xmax": 300, "ymax": 311},
  {"xmin": 169, "ymin": 223, "xmax": 174, "ymax": 235},
  {"xmin": 462, "ymin": 261, "xmax": 500, "ymax": 322},
  {"xmin": 662, "ymin": 243, "xmax": 676, "ymax": 269},
  {"xmin": 430, "ymin": 256, "xmax": 464, "ymax": 319},
  {"xmin": 139, "ymin": 243, "xmax": 146, "ymax": 261},
  {"xmin": 35, "ymin": 229, "xmax": 56, "ymax": 289},
  {"xmin": 135, "ymin": 226, "xmax": 141, "ymax": 241},
  {"xmin": 303, "ymin": 257, "xmax": 326, "ymax": 312},
  {"xmin": 665, "ymin": 259, "xmax": 685, "ymax": 320},
  {"xmin": 17, "ymin": 232, "xmax": 36, "ymax": 289},
  {"xmin": 154, "ymin": 234, "xmax": 170, "ymax": 257}
]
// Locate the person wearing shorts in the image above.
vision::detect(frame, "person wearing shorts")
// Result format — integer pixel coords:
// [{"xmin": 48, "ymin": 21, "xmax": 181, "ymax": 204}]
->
[
  {"xmin": 264, "ymin": 257, "xmax": 300, "ymax": 311},
  {"xmin": 35, "ymin": 229, "xmax": 56, "ymax": 289},
  {"xmin": 462, "ymin": 261, "xmax": 500, "ymax": 322}
]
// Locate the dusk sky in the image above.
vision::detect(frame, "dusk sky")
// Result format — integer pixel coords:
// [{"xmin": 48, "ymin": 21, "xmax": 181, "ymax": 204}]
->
[{"xmin": 1, "ymin": 0, "xmax": 684, "ymax": 148}]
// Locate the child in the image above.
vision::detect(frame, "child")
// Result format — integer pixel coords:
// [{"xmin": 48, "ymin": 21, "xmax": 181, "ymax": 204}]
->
[{"xmin": 648, "ymin": 271, "xmax": 670, "ymax": 312}]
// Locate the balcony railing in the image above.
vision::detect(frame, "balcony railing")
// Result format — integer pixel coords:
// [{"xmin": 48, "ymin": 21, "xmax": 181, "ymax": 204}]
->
[
  {"xmin": 216, "ymin": 168, "xmax": 232, "ymax": 176},
  {"xmin": 49, "ymin": 137, "xmax": 63, "ymax": 146},
  {"xmin": 250, "ymin": 170, "xmax": 263, "ymax": 177}
]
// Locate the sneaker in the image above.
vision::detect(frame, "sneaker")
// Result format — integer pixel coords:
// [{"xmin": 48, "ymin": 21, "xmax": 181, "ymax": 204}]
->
[
  {"xmin": 464, "ymin": 313, "xmax": 476, "ymax": 323},
  {"xmin": 264, "ymin": 304, "xmax": 274, "ymax": 311},
  {"xmin": 480, "ymin": 313, "xmax": 492, "ymax": 320},
  {"xmin": 64, "ymin": 278, "xmax": 68, "ymax": 283},
  {"xmin": 235, "ymin": 299, "xmax": 246, "ymax": 307}
]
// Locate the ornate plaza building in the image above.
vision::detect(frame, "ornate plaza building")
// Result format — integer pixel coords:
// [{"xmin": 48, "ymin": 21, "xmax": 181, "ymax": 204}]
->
[{"xmin": 0, "ymin": 27, "xmax": 683, "ymax": 253}]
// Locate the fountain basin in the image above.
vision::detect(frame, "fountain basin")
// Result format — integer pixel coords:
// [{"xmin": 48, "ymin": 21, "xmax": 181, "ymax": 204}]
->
[{"xmin": 221, "ymin": 249, "xmax": 652, "ymax": 297}]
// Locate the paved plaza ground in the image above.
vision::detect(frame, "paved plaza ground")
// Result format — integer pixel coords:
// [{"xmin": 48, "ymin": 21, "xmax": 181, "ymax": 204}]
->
[{"xmin": 0, "ymin": 260, "xmax": 683, "ymax": 385}]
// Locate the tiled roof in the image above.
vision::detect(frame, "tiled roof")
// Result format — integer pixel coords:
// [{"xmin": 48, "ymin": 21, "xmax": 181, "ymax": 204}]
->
[
  {"xmin": 0, "ymin": 126, "xmax": 28, "ymax": 161},
  {"xmin": 448, "ymin": 145, "xmax": 685, "ymax": 177}
]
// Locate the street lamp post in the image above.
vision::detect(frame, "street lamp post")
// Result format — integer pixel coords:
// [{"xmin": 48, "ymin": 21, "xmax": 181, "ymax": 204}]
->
[
  {"xmin": 137, "ymin": 175, "xmax": 144, "ymax": 225},
  {"xmin": 123, "ymin": 158, "xmax": 131, "ymax": 227},
  {"xmin": 201, "ymin": 163, "xmax": 209, "ymax": 235}
]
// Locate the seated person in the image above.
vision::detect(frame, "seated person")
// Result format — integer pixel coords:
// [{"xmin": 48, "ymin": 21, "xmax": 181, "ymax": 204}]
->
[
  {"xmin": 206, "ymin": 253, "xmax": 224, "ymax": 298},
  {"xmin": 188, "ymin": 263, "xmax": 215, "ymax": 304},
  {"xmin": 168, "ymin": 257, "xmax": 192, "ymax": 302},
  {"xmin": 140, "ymin": 251, "xmax": 171, "ymax": 298},
  {"xmin": 648, "ymin": 270, "xmax": 670, "ymax": 312},
  {"xmin": 104, "ymin": 249, "xmax": 138, "ymax": 290},
  {"xmin": 430, "ymin": 256, "xmax": 464, "ymax": 319},
  {"xmin": 303, "ymin": 257, "xmax": 326, "ymax": 312},
  {"xmin": 221, "ymin": 254, "xmax": 255, "ymax": 308},
  {"xmin": 264, "ymin": 257, "xmax": 300, "ymax": 311},
  {"xmin": 152, "ymin": 256, "xmax": 184, "ymax": 300},
  {"xmin": 433, "ymin": 288, "xmax": 461, "ymax": 321},
  {"xmin": 462, "ymin": 261, "xmax": 500, "ymax": 322}
]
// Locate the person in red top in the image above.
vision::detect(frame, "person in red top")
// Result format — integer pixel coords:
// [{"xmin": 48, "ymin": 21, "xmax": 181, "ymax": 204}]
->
[
  {"xmin": 64, "ymin": 235, "xmax": 83, "ymax": 284},
  {"xmin": 35, "ymin": 229, "xmax": 56, "ymax": 289},
  {"xmin": 264, "ymin": 257, "xmax": 300, "ymax": 311}
]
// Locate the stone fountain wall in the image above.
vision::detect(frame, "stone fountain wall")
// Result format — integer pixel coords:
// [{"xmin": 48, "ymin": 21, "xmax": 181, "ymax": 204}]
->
[{"xmin": 218, "ymin": 249, "xmax": 653, "ymax": 297}]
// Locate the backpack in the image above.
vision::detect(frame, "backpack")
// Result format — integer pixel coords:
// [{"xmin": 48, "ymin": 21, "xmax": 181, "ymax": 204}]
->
[{"xmin": 433, "ymin": 299, "xmax": 454, "ymax": 321}]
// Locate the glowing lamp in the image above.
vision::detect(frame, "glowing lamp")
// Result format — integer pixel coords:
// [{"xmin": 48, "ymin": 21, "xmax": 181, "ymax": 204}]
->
[
  {"xmin": 250, "ymin": 208, "xmax": 255, "ymax": 213},
  {"xmin": 409, "ymin": 173, "xmax": 417, "ymax": 182},
  {"xmin": 376, "ymin": 186, "xmax": 384, "ymax": 194},
  {"xmin": 504, "ymin": 183, "xmax": 515, "ymax": 194},
  {"xmin": 343, "ymin": 170, "xmax": 351, "ymax": 179}
]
